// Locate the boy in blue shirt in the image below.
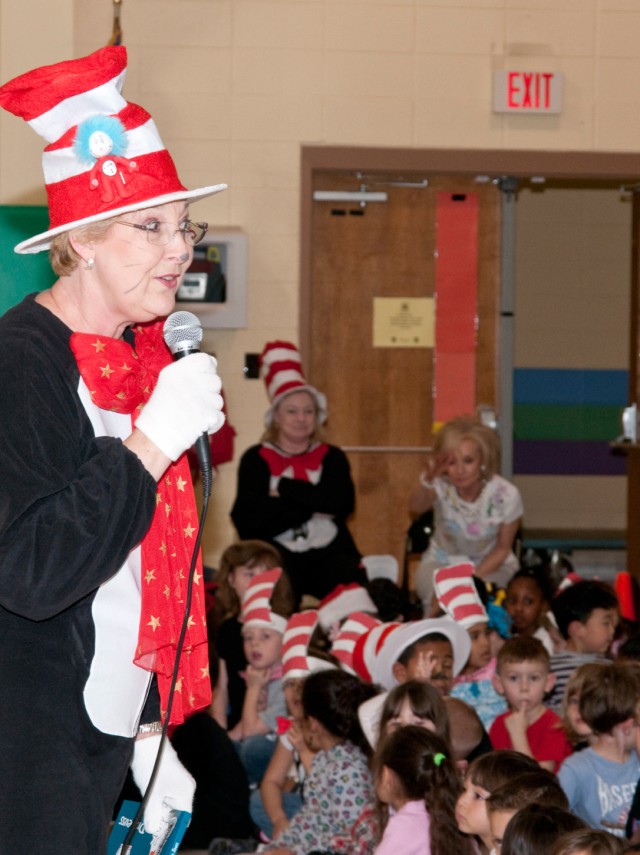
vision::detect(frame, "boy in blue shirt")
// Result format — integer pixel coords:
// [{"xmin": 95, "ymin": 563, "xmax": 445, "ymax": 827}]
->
[{"xmin": 558, "ymin": 661, "xmax": 640, "ymax": 837}]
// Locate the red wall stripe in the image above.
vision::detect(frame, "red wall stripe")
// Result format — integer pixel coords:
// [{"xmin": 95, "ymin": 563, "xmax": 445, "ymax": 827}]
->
[{"xmin": 433, "ymin": 192, "xmax": 479, "ymax": 426}]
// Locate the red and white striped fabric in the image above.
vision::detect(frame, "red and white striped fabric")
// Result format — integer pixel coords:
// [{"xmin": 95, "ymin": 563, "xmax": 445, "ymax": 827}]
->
[
  {"xmin": 0, "ymin": 45, "xmax": 225, "ymax": 253},
  {"xmin": 282, "ymin": 610, "xmax": 336, "ymax": 679},
  {"xmin": 259, "ymin": 340, "xmax": 327, "ymax": 427},
  {"xmin": 330, "ymin": 611, "xmax": 381, "ymax": 675},
  {"xmin": 557, "ymin": 571, "xmax": 584, "ymax": 592},
  {"xmin": 433, "ymin": 562, "xmax": 488, "ymax": 629},
  {"xmin": 351, "ymin": 621, "xmax": 403, "ymax": 683},
  {"xmin": 371, "ymin": 616, "xmax": 471, "ymax": 690},
  {"xmin": 318, "ymin": 583, "xmax": 377, "ymax": 633},
  {"xmin": 241, "ymin": 567, "xmax": 287, "ymax": 634}
]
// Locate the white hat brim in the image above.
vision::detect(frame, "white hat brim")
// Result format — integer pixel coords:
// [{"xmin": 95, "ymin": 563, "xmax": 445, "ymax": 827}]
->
[
  {"xmin": 372, "ymin": 617, "xmax": 471, "ymax": 691},
  {"xmin": 358, "ymin": 691, "xmax": 387, "ymax": 749},
  {"xmin": 14, "ymin": 183, "xmax": 228, "ymax": 254}
]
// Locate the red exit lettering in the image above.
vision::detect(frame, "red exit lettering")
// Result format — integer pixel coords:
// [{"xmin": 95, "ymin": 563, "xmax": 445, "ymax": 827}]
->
[{"xmin": 507, "ymin": 72, "xmax": 554, "ymax": 110}]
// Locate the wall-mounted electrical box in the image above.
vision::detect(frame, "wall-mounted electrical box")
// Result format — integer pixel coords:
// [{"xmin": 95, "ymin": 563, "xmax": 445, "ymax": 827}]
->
[{"xmin": 176, "ymin": 228, "xmax": 248, "ymax": 329}]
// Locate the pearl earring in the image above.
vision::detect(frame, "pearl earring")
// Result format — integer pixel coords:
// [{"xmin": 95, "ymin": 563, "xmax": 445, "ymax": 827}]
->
[{"xmin": 84, "ymin": 257, "xmax": 94, "ymax": 271}]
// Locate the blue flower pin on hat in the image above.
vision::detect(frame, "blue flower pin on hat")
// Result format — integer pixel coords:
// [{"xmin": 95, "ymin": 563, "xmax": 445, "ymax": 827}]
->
[{"xmin": 0, "ymin": 45, "xmax": 226, "ymax": 254}]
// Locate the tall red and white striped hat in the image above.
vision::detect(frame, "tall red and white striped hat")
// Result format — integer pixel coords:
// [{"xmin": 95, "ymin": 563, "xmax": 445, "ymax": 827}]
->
[
  {"xmin": 433, "ymin": 563, "xmax": 488, "ymax": 630},
  {"xmin": 259, "ymin": 341, "xmax": 327, "ymax": 428},
  {"xmin": 330, "ymin": 611, "xmax": 381, "ymax": 675},
  {"xmin": 241, "ymin": 567, "xmax": 288, "ymax": 634},
  {"xmin": 0, "ymin": 45, "xmax": 226, "ymax": 254},
  {"xmin": 282, "ymin": 610, "xmax": 336, "ymax": 679}
]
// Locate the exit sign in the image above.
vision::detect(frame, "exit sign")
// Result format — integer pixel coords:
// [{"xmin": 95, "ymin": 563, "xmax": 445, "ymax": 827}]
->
[{"xmin": 493, "ymin": 70, "xmax": 563, "ymax": 114}]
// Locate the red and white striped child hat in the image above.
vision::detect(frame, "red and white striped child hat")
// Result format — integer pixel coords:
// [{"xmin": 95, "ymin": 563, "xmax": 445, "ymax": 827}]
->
[
  {"xmin": 330, "ymin": 611, "xmax": 382, "ymax": 675},
  {"xmin": 0, "ymin": 45, "xmax": 226, "ymax": 254},
  {"xmin": 282, "ymin": 610, "xmax": 336, "ymax": 680},
  {"xmin": 352, "ymin": 621, "xmax": 403, "ymax": 684},
  {"xmin": 259, "ymin": 341, "xmax": 328, "ymax": 428},
  {"xmin": 318, "ymin": 583, "xmax": 377, "ymax": 633},
  {"xmin": 433, "ymin": 563, "xmax": 488, "ymax": 630},
  {"xmin": 371, "ymin": 616, "xmax": 471, "ymax": 690},
  {"xmin": 241, "ymin": 567, "xmax": 288, "ymax": 634}
]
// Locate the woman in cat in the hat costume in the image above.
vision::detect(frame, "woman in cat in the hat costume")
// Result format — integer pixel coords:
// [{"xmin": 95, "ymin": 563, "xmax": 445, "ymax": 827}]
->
[
  {"xmin": 231, "ymin": 341, "xmax": 368, "ymax": 608},
  {"xmin": 0, "ymin": 46, "xmax": 227, "ymax": 852}
]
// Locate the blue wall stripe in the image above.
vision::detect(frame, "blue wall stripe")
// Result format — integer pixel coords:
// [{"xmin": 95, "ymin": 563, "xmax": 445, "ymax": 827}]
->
[{"xmin": 514, "ymin": 369, "xmax": 628, "ymax": 405}]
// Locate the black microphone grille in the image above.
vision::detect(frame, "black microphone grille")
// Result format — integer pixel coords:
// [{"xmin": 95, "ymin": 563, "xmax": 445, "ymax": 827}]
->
[{"xmin": 163, "ymin": 310, "xmax": 203, "ymax": 354}]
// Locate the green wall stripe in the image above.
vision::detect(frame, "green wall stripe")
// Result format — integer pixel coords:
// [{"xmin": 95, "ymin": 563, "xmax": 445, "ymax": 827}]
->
[{"xmin": 513, "ymin": 403, "xmax": 623, "ymax": 441}]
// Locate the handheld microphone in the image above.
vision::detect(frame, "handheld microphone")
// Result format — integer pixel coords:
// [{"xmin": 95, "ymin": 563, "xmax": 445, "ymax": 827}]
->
[{"xmin": 162, "ymin": 311, "xmax": 212, "ymax": 492}]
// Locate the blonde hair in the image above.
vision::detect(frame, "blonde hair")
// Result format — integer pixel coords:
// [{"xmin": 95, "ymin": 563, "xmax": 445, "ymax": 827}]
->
[
  {"xmin": 433, "ymin": 415, "xmax": 499, "ymax": 479},
  {"xmin": 49, "ymin": 217, "xmax": 118, "ymax": 276}
]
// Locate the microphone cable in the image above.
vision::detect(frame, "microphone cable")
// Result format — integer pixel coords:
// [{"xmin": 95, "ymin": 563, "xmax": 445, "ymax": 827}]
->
[{"xmin": 120, "ymin": 488, "xmax": 210, "ymax": 853}]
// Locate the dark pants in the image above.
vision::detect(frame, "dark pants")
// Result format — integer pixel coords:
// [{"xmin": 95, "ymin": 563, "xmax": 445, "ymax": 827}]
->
[
  {"xmin": 0, "ymin": 707, "xmax": 132, "ymax": 854},
  {"xmin": 282, "ymin": 546, "xmax": 367, "ymax": 607},
  {"xmin": 0, "ymin": 610, "xmax": 134, "ymax": 854}
]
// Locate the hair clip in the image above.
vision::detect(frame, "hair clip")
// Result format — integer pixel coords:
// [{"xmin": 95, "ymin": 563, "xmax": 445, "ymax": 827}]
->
[{"xmin": 433, "ymin": 752, "xmax": 446, "ymax": 766}]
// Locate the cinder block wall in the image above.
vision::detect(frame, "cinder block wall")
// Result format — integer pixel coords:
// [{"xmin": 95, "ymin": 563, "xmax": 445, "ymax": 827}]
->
[{"xmin": 1, "ymin": 1, "xmax": 638, "ymax": 567}]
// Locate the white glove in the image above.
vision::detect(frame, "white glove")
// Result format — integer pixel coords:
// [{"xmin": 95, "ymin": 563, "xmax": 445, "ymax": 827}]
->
[
  {"xmin": 136, "ymin": 353, "xmax": 225, "ymax": 460},
  {"xmin": 130, "ymin": 733, "xmax": 196, "ymax": 836}
]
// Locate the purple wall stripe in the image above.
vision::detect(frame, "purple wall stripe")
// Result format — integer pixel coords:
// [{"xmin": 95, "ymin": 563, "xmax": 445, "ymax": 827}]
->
[{"xmin": 513, "ymin": 439, "xmax": 627, "ymax": 476}]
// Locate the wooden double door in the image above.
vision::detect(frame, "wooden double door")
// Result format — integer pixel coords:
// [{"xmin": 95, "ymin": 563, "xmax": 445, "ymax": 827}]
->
[{"xmin": 304, "ymin": 170, "xmax": 502, "ymax": 577}]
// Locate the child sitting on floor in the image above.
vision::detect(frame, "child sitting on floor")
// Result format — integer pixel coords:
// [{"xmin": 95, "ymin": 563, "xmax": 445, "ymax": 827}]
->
[
  {"xmin": 434, "ymin": 563, "xmax": 508, "ymax": 730},
  {"xmin": 551, "ymin": 828, "xmax": 626, "ymax": 855},
  {"xmin": 262, "ymin": 669, "xmax": 378, "ymax": 855},
  {"xmin": 250, "ymin": 610, "xmax": 337, "ymax": 842},
  {"xmin": 561, "ymin": 661, "xmax": 608, "ymax": 752},
  {"xmin": 212, "ymin": 540, "xmax": 291, "ymax": 731},
  {"xmin": 229, "ymin": 568, "xmax": 290, "ymax": 788},
  {"xmin": 504, "ymin": 564, "xmax": 557, "ymax": 655},
  {"xmin": 500, "ymin": 803, "xmax": 587, "ymax": 855},
  {"xmin": 372, "ymin": 726, "xmax": 475, "ymax": 855},
  {"xmin": 379, "ymin": 680, "xmax": 450, "ymax": 743},
  {"xmin": 490, "ymin": 635, "xmax": 572, "ymax": 771},
  {"xmin": 558, "ymin": 661, "xmax": 640, "ymax": 837},
  {"xmin": 547, "ymin": 579, "xmax": 619, "ymax": 711},
  {"xmin": 486, "ymin": 770, "xmax": 570, "ymax": 855},
  {"xmin": 455, "ymin": 749, "xmax": 540, "ymax": 854},
  {"xmin": 356, "ymin": 614, "xmax": 471, "ymax": 753},
  {"xmin": 372, "ymin": 615, "xmax": 470, "ymax": 697}
]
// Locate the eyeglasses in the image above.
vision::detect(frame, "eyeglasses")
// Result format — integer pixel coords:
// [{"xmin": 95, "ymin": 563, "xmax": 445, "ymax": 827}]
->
[{"xmin": 116, "ymin": 219, "xmax": 208, "ymax": 246}]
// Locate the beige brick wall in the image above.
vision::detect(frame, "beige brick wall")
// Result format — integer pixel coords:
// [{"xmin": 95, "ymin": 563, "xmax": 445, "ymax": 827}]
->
[{"xmin": 1, "ymin": 0, "xmax": 639, "ymax": 566}]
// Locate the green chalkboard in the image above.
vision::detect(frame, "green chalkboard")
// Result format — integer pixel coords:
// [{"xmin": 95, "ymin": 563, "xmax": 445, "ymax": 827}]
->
[{"xmin": 0, "ymin": 205, "xmax": 56, "ymax": 316}]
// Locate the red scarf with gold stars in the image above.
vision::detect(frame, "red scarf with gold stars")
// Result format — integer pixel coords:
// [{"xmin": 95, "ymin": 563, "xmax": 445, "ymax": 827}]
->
[{"xmin": 70, "ymin": 321, "xmax": 211, "ymax": 726}]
